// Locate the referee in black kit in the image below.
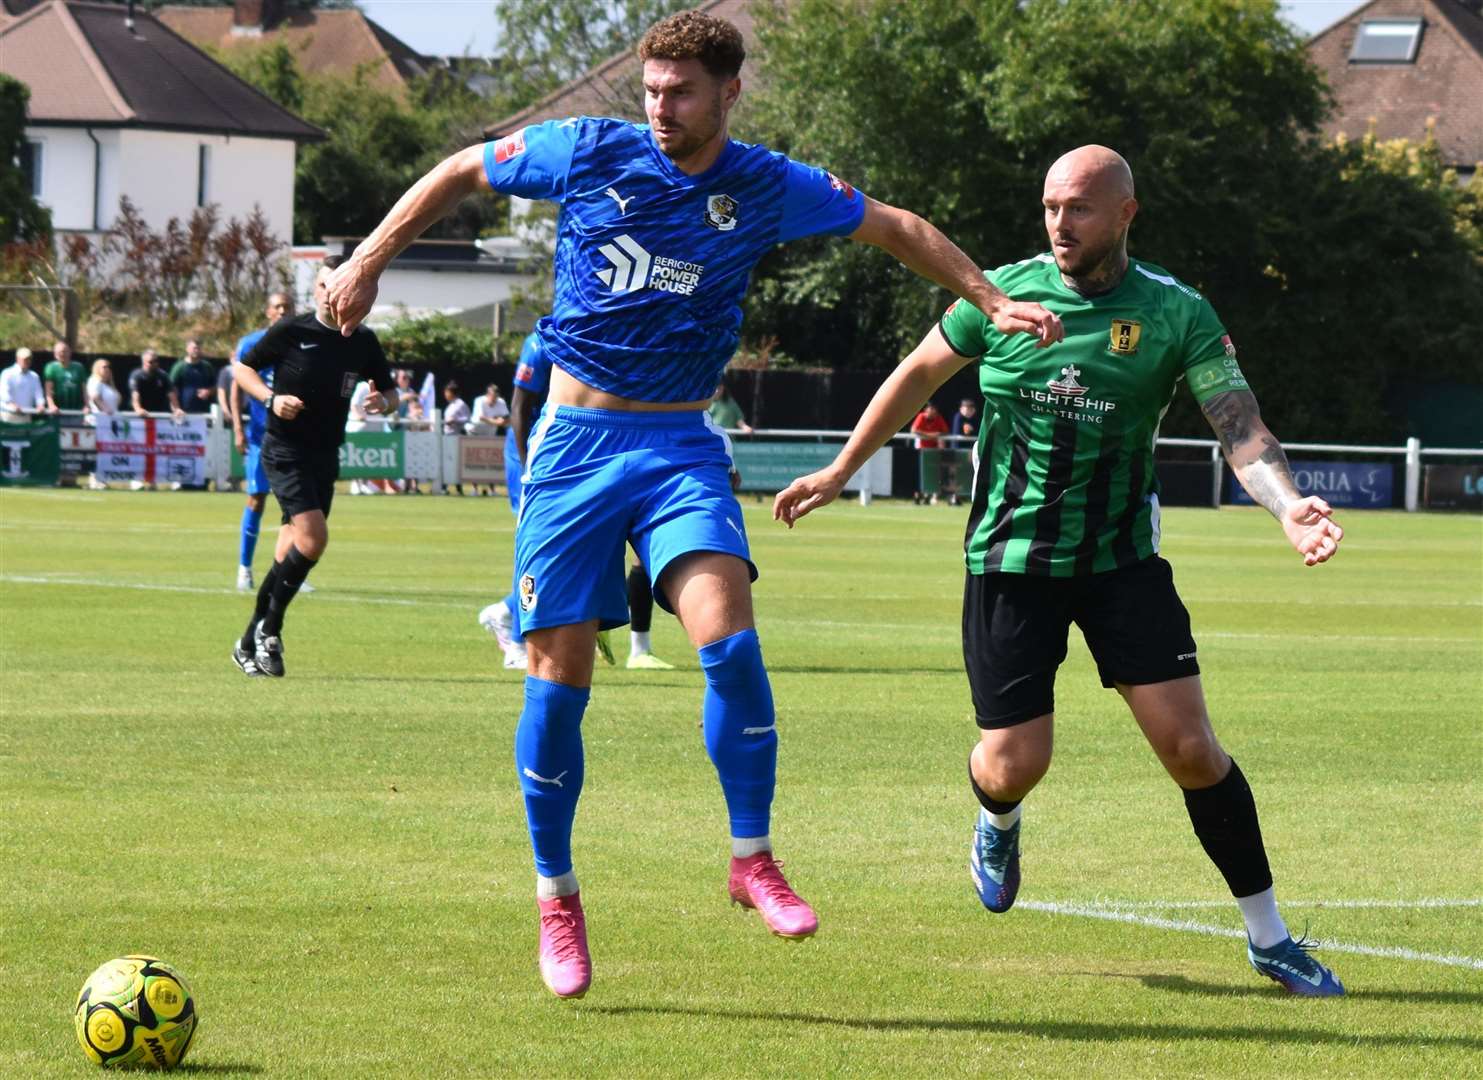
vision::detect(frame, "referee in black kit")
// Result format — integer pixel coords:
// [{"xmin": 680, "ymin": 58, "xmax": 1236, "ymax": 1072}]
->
[{"xmin": 230, "ymin": 256, "xmax": 399, "ymax": 677}]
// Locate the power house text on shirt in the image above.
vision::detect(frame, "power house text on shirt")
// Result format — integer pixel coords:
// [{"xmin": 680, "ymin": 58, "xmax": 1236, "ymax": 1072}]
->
[{"xmin": 482, "ymin": 117, "xmax": 866, "ymax": 403}]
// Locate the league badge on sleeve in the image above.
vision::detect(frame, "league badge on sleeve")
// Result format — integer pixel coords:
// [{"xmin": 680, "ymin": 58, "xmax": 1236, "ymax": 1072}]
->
[
  {"xmin": 704, "ymin": 193, "xmax": 740, "ymax": 232},
  {"xmin": 1221, "ymin": 334, "xmax": 1237, "ymax": 357}
]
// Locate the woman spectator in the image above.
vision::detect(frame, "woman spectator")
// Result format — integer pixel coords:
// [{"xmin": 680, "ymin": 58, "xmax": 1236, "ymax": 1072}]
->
[
  {"xmin": 85, "ymin": 359, "xmax": 120, "ymax": 426},
  {"xmin": 84, "ymin": 359, "xmax": 121, "ymax": 489}
]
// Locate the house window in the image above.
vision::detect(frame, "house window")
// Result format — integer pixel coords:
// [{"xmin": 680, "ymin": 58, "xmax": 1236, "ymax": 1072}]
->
[
  {"xmin": 197, "ymin": 144, "xmax": 210, "ymax": 207},
  {"xmin": 19, "ymin": 139, "xmax": 42, "ymax": 197},
  {"xmin": 1350, "ymin": 19, "xmax": 1424, "ymax": 63}
]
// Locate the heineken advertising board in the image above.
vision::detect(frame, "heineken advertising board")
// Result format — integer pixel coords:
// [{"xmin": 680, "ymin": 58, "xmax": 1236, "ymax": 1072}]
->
[{"xmin": 230, "ymin": 430, "xmax": 406, "ymax": 479}]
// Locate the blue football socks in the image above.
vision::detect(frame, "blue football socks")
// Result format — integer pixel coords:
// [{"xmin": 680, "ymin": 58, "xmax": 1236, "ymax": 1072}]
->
[
  {"xmin": 515, "ymin": 676, "xmax": 590, "ymax": 877},
  {"xmin": 239, "ymin": 504, "xmax": 263, "ymax": 569},
  {"xmin": 699, "ymin": 629, "xmax": 777, "ymax": 840}
]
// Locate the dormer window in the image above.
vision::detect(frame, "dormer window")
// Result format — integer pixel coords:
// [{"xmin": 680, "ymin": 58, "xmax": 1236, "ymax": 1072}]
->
[{"xmin": 1350, "ymin": 18, "xmax": 1424, "ymax": 63}]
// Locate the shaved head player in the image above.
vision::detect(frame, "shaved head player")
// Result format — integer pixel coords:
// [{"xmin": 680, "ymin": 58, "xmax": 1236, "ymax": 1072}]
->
[{"xmin": 775, "ymin": 145, "xmax": 1345, "ymax": 997}]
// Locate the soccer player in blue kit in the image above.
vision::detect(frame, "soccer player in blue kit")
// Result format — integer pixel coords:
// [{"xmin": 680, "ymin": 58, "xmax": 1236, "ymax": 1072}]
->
[
  {"xmin": 326, "ymin": 10, "xmax": 1063, "ymax": 998},
  {"xmin": 477, "ymin": 329, "xmax": 574, "ymax": 671},
  {"xmin": 231, "ymin": 291, "xmax": 294, "ymax": 592}
]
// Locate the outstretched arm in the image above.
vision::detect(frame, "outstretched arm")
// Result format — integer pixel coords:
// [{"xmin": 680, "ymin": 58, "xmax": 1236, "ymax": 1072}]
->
[
  {"xmin": 1202, "ymin": 389, "xmax": 1342, "ymax": 566},
  {"xmin": 325, "ymin": 146, "xmax": 489, "ymax": 334},
  {"xmin": 851, "ymin": 198, "xmax": 1063, "ymax": 348},
  {"xmin": 774, "ymin": 326, "xmax": 974, "ymax": 527}
]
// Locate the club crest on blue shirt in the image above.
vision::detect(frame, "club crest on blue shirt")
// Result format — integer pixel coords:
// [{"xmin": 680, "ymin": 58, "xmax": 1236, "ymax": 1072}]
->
[{"xmin": 704, "ymin": 193, "xmax": 739, "ymax": 232}]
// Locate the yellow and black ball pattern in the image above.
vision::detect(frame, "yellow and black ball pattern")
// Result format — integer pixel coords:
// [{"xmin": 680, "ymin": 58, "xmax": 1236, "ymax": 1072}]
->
[{"xmin": 74, "ymin": 955, "xmax": 197, "ymax": 1069}]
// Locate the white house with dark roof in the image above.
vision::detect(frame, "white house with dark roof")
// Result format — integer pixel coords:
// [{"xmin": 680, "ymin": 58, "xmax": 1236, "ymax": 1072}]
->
[{"xmin": 0, "ymin": 0, "xmax": 322, "ymax": 242}]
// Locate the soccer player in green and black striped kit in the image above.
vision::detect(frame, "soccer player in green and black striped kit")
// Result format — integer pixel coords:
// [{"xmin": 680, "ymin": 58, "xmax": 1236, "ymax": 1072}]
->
[{"xmin": 774, "ymin": 145, "xmax": 1346, "ymax": 996}]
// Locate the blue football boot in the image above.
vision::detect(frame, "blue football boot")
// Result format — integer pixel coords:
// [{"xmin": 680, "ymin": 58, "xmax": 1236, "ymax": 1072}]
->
[
  {"xmin": 969, "ymin": 808, "xmax": 1021, "ymax": 913},
  {"xmin": 1248, "ymin": 933, "xmax": 1345, "ymax": 996}
]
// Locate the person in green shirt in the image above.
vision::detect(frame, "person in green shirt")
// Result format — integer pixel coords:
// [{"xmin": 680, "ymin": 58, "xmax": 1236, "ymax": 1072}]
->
[
  {"xmin": 43, "ymin": 340, "xmax": 85, "ymax": 413},
  {"xmin": 707, "ymin": 382, "xmax": 752, "ymax": 432},
  {"xmin": 774, "ymin": 145, "xmax": 1345, "ymax": 997}
]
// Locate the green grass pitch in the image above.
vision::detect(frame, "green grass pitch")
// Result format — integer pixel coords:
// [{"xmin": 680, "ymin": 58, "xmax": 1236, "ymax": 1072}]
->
[{"xmin": 1, "ymin": 487, "xmax": 1479, "ymax": 1078}]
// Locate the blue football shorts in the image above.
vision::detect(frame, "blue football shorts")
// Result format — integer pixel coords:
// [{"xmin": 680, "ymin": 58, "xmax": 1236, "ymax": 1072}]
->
[
  {"xmin": 244, "ymin": 441, "xmax": 270, "ymax": 496},
  {"xmin": 504, "ymin": 433, "xmax": 522, "ymax": 515},
  {"xmin": 514, "ymin": 405, "xmax": 756, "ymax": 633}
]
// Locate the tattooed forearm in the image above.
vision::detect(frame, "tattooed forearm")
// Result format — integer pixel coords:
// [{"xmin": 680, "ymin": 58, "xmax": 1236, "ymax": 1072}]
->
[{"xmin": 1201, "ymin": 390, "xmax": 1300, "ymax": 518}]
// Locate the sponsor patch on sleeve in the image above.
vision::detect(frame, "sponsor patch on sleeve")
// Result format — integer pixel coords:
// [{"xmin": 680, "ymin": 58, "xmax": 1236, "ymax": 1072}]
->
[
  {"xmin": 1221, "ymin": 333, "xmax": 1237, "ymax": 358},
  {"xmin": 828, "ymin": 173, "xmax": 857, "ymax": 200},
  {"xmin": 494, "ymin": 129, "xmax": 527, "ymax": 164}
]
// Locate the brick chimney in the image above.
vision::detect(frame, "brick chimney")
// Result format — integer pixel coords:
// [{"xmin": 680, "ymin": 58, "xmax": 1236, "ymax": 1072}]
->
[{"xmin": 232, "ymin": 0, "xmax": 284, "ymax": 35}]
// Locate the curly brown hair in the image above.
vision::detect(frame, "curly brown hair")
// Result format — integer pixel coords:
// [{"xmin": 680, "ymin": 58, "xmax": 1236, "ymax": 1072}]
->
[{"xmin": 637, "ymin": 10, "xmax": 745, "ymax": 80}]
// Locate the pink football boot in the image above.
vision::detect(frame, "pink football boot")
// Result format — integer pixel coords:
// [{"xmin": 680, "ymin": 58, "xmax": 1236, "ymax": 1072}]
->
[
  {"xmin": 728, "ymin": 853, "xmax": 819, "ymax": 939},
  {"xmin": 537, "ymin": 892, "xmax": 592, "ymax": 998}
]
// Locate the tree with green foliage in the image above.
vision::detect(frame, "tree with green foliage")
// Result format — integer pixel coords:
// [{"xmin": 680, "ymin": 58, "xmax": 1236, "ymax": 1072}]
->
[
  {"xmin": 0, "ymin": 75, "xmax": 52, "ymax": 245},
  {"xmin": 745, "ymin": 0, "xmax": 1483, "ymax": 442},
  {"xmin": 492, "ymin": 0, "xmax": 692, "ymax": 116},
  {"xmin": 209, "ymin": 42, "xmax": 509, "ymax": 243}
]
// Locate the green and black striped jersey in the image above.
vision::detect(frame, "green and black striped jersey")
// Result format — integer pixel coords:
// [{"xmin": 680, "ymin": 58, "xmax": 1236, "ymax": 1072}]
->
[{"xmin": 939, "ymin": 255, "xmax": 1249, "ymax": 576}]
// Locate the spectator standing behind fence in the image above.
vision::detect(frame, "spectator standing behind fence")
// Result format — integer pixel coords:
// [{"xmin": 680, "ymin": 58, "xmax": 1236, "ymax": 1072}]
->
[
  {"xmin": 470, "ymin": 383, "xmax": 510, "ymax": 436},
  {"xmin": 171, "ymin": 339, "xmax": 216, "ymax": 415},
  {"xmin": 911, "ymin": 400, "xmax": 949, "ymax": 504},
  {"xmin": 84, "ymin": 360, "xmax": 119, "ymax": 489},
  {"xmin": 44, "ymin": 341, "xmax": 85, "ymax": 414},
  {"xmin": 1, "ymin": 348, "xmax": 46, "ymax": 421},
  {"xmin": 442, "ymin": 382, "xmax": 472, "ymax": 495},
  {"xmin": 393, "ymin": 368, "xmax": 416, "ymax": 419},
  {"xmin": 707, "ymin": 383, "xmax": 753, "ymax": 432},
  {"xmin": 946, "ymin": 397, "xmax": 979, "ymax": 507},
  {"xmin": 85, "ymin": 360, "xmax": 120, "ymax": 423},
  {"xmin": 130, "ymin": 350, "xmax": 185, "ymax": 419}
]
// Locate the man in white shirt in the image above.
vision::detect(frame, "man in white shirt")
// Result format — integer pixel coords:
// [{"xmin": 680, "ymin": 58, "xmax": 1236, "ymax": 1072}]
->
[
  {"xmin": 470, "ymin": 383, "xmax": 509, "ymax": 432},
  {"xmin": 1, "ymin": 348, "xmax": 46, "ymax": 422}
]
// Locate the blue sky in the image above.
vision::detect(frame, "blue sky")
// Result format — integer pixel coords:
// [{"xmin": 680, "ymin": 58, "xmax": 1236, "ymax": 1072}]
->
[{"xmin": 359, "ymin": 0, "xmax": 1370, "ymax": 60}]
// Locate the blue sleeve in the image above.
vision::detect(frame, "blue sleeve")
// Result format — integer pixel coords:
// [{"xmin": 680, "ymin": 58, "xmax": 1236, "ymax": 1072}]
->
[
  {"xmin": 777, "ymin": 159, "xmax": 867, "ymax": 243},
  {"xmin": 513, "ymin": 333, "xmax": 551, "ymax": 394},
  {"xmin": 482, "ymin": 119, "xmax": 579, "ymax": 201}
]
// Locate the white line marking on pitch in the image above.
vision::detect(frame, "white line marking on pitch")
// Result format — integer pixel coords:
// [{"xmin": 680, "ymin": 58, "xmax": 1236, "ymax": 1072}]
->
[
  {"xmin": 1082, "ymin": 898, "xmax": 1483, "ymax": 911},
  {"xmin": 0, "ymin": 574, "xmax": 468, "ymax": 610},
  {"xmin": 1020, "ymin": 900, "xmax": 1483, "ymax": 970}
]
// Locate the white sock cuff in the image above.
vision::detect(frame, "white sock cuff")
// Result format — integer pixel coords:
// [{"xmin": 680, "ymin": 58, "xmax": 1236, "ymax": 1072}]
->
[
  {"xmin": 536, "ymin": 871, "xmax": 579, "ymax": 900},
  {"xmin": 731, "ymin": 835, "xmax": 771, "ymax": 859}
]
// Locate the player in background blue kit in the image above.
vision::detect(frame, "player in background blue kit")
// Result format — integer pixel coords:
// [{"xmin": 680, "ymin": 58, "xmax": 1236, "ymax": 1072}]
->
[
  {"xmin": 477, "ymin": 330, "xmax": 547, "ymax": 670},
  {"xmin": 326, "ymin": 10, "xmax": 1063, "ymax": 999},
  {"xmin": 230, "ymin": 291, "xmax": 294, "ymax": 592}
]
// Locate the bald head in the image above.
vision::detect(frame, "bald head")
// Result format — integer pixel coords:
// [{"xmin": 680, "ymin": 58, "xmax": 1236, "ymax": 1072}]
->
[
  {"xmin": 1046, "ymin": 145, "xmax": 1134, "ymax": 200},
  {"xmin": 1042, "ymin": 145, "xmax": 1138, "ymax": 288}
]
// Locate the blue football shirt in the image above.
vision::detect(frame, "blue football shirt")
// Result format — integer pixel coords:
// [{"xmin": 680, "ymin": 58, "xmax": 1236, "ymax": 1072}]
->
[
  {"xmin": 507, "ymin": 330, "xmax": 552, "ymax": 464},
  {"xmin": 233, "ymin": 328, "xmax": 273, "ymax": 445},
  {"xmin": 482, "ymin": 117, "xmax": 866, "ymax": 402}
]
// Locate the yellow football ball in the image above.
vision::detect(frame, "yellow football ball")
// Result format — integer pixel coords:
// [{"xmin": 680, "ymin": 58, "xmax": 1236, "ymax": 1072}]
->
[{"xmin": 74, "ymin": 955, "xmax": 198, "ymax": 1069}]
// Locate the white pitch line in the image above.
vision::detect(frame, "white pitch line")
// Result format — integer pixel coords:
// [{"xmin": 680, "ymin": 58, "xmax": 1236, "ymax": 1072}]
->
[
  {"xmin": 1078, "ymin": 898, "xmax": 1483, "ymax": 911},
  {"xmin": 0, "ymin": 574, "xmax": 468, "ymax": 610},
  {"xmin": 1019, "ymin": 900, "xmax": 1483, "ymax": 970},
  {"xmin": 4, "ymin": 576, "xmax": 1480, "ymax": 647}
]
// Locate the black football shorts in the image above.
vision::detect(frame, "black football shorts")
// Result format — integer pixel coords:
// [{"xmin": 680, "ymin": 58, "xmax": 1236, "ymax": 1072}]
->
[
  {"xmin": 961, "ymin": 556, "xmax": 1200, "ymax": 729},
  {"xmin": 263, "ymin": 441, "xmax": 339, "ymax": 524}
]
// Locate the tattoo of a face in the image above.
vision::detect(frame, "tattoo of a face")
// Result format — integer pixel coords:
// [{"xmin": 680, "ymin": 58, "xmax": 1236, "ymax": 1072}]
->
[{"xmin": 1202, "ymin": 390, "xmax": 1298, "ymax": 517}]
